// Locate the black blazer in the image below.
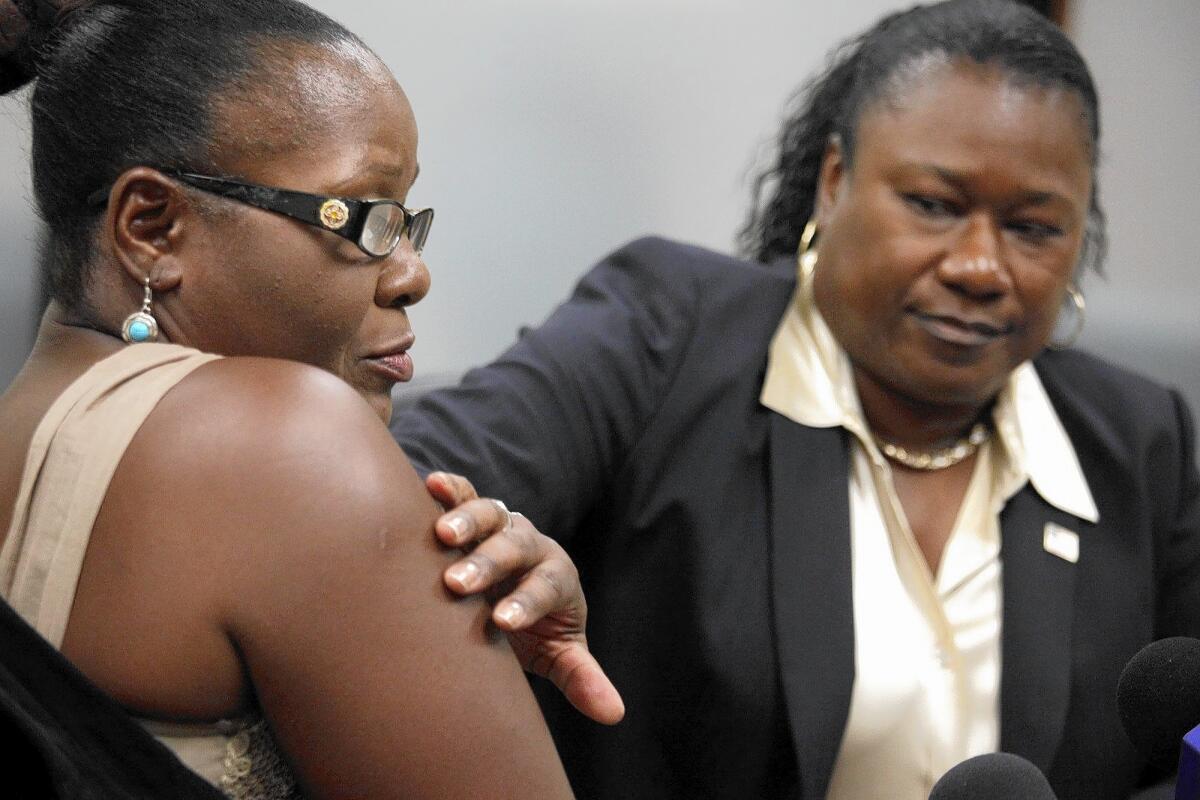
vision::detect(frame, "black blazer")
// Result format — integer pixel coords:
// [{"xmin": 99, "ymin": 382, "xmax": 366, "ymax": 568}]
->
[{"xmin": 393, "ymin": 237, "xmax": 1200, "ymax": 800}]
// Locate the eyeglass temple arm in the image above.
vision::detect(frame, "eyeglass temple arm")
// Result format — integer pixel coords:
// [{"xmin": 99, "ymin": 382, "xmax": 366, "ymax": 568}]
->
[{"xmin": 172, "ymin": 173, "xmax": 366, "ymax": 240}]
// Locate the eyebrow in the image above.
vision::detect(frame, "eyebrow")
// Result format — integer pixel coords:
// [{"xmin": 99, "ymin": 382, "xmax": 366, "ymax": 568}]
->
[
  {"xmin": 916, "ymin": 164, "xmax": 1070, "ymax": 207},
  {"xmin": 328, "ymin": 162, "xmax": 420, "ymax": 198},
  {"xmin": 368, "ymin": 162, "xmax": 420, "ymax": 182}
]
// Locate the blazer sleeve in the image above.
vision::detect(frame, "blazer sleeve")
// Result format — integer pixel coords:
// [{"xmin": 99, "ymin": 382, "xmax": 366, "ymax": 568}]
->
[
  {"xmin": 390, "ymin": 236, "xmax": 703, "ymax": 542},
  {"xmin": 1152, "ymin": 389, "xmax": 1200, "ymax": 640}
]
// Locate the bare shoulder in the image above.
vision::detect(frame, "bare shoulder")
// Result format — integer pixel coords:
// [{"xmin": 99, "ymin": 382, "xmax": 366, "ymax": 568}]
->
[
  {"xmin": 122, "ymin": 355, "xmax": 445, "ymax": 617},
  {"xmin": 120, "ymin": 357, "xmax": 572, "ymax": 797},
  {"xmin": 156, "ymin": 355, "xmax": 403, "ymax": 476},
  {"xmin": 140, "ymin": 356, "xmax": 427, "ymax": 538},
  {"xmin": 70, "ymin": 356, "xmax": 432, "ymax": 721}
]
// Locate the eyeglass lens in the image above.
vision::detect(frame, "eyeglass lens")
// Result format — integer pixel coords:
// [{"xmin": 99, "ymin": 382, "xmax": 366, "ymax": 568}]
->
[{"xmin": 361, "ymin": 204, "xmax": 433, "ymax": 256}]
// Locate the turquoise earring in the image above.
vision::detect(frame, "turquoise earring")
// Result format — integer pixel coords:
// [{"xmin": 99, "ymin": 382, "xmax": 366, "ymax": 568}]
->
[{"xmin": 121, "ymin": 277, "xmax": 159, "ymax": 344}]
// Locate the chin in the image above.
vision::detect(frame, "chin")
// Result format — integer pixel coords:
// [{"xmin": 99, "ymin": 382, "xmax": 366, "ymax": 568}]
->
[
  {"xmin": 904, "ymin": 370, "xmax": 1009, "ymax": 409},
  {"xmin": 372, "ymin": 395, "xmax": 395, "ymax": 424},
  {"xmin": 896, "ymin": 346, "xmax": 1020, "ymax": 405},
  {"xmin": 359, "ymin": 389, "xmax": 394, "ymax": 424},
  {"xmin": 869, "ymin": 355, "xmax": 997, "ymax": 408}
]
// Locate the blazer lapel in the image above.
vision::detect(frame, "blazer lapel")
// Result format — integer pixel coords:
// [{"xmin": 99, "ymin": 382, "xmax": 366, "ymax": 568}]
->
[
  {"xmin": 768, "ymin": 412, "xmax": 855, "ymax": 800},
  {"xmin": 998, "ymin": 486, "xmax": 1080, "ymax": 772}
]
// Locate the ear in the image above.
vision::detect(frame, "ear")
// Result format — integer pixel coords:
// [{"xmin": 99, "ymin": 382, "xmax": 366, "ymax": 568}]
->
[
  {"xmin": 813, "ymin": 134, "xmax": 848, "ymax": 227},
  {"xmin": 105, "ymin": 167, "xmax": 192, "ymax": 293}
]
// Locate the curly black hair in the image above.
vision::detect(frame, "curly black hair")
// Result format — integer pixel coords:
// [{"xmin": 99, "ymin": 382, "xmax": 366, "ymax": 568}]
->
[{"xmin": 739, "ymin": 0, "xmax": 1106, "ymax": 275}]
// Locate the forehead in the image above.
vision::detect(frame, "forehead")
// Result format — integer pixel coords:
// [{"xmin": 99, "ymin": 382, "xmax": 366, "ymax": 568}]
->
[
  {"xmin": 852, "ymin": 60, "xmax": 1093, "ymax": 198},
  {"xmin": 210, "ymin": 39, "xmax": 418, "ymax": 185}
]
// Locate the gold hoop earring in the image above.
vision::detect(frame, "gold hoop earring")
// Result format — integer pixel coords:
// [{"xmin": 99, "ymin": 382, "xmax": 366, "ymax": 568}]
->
[
  {"xmin": 797, "ymin": 219, "xmax": 818, "ymax": 282},
  {"xmin": 1049, "ymin": 284, "xmax": 1085, "ymax": 350},
  {"xmin": 121, "ymin": 277, "xmax": 159, "ymax": 344}
]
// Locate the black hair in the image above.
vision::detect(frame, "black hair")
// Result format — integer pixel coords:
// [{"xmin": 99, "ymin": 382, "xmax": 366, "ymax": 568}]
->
[
  {"xmin": 0, "ymin": 0, "xmax": 365, "ymax": 313},
  {"xmin": 739, "ymin": 0, "xmax": 1106, "ymax": 274}
]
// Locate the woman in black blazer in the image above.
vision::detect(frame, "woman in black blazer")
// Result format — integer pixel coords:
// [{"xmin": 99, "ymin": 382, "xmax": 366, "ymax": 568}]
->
[{"xmin": 392, "ymin": 1, "xmax": 1200, "ymax": 798}]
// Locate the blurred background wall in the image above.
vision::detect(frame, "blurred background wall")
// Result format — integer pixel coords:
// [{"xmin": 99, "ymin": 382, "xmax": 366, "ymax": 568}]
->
[{"xmin": 2, "ymin": 1, "xmax": 1196, "ymax": 433}]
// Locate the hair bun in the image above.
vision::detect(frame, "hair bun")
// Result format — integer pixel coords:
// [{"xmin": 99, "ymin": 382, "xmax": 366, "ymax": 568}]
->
[
  {"xmin": 0, "ymin": 0, "xmax": 91, "ymax": 93},
  {"xmin": 1, "ymin": 0, "xmax": 35, "ymax": 92}
]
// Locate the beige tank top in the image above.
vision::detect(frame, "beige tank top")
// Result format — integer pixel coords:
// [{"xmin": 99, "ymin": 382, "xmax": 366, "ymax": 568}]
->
[{"xmin": 0, "ymin": 343, "xmax": 301, "ymax": 799}]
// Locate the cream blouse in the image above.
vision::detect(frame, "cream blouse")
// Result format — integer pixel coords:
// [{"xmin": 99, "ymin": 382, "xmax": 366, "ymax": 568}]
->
[{"xmin": 759, "ymin": 261, "xmax": 1098, "ymax": 799}]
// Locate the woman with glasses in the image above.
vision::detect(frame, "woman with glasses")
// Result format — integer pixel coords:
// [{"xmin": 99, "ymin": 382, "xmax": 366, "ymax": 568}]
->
[{"xmin": 0, "ymin": 0, "xmax": 619, "ymax": 796}]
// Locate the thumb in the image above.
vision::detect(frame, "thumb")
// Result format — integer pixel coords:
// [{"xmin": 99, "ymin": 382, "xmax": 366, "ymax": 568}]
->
[{"xmin": 548, "ymin": 645, "xmax": 625, "ymax": 726}]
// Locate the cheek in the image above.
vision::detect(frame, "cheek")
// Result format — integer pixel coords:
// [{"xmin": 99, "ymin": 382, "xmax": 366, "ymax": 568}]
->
[
  {"xmin": 209, "ymin": 233, "xmax": 372, "ymax": 365},
  {"xmin": 818, "ymin": 238, "xmax": 922, "ymax": 337},
  {"xmin": 1014, "ymin": 238, "xmax": 1081, "ymax": 337},
  {"xmin": 267, "ymin": 271, "xmax": 372, "ymax": 363},
  {"xmin": 824, "ymin": 190, "xmax": 923, "ymax": 302},
  {"xmin": 1018, "ymin": 273, "xmax": 1072, "ymax": 341}
]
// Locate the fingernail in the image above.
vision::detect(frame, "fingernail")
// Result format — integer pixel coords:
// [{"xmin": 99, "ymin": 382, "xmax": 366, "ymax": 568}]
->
[
  {"xmin": 446, "ymin": 516, "xmax": 469, "ymax": 540},
  {"xmin": 447, "ymin": 561, "xmax": 480, "ymax": 589},
  {"xmin": 496, "ymin": 601, "xmax": 523, "ymax": 627}
]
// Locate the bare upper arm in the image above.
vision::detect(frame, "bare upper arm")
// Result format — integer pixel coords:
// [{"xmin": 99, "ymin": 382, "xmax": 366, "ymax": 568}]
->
[{"xmin": 99, "ymin": 358, "xmax": 574, "ymax": 799}]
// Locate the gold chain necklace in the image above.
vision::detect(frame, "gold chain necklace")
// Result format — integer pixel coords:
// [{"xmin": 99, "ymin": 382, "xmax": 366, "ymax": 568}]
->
[{"xmin": 873, "ymin": 422, "xmax": 990, "ymax": 471}]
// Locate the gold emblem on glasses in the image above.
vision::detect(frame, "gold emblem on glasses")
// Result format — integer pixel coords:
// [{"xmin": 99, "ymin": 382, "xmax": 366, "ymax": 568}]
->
[{"xmin": 319, "ymin": 199, "xmax": 350, "ymax": 230}]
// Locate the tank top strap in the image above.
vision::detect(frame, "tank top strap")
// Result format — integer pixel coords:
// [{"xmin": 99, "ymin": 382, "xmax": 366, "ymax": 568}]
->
[{"xmin": 0, "ymin": 343, "xmax": 221, "ymax": 646}]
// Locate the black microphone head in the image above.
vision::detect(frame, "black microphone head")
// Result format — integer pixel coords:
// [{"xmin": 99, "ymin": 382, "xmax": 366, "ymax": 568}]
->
[
  {"xmin": 928, "ymin": 752, "xmax": 1057, "ymax": 799},
  {"xmin": 1117, "ymin": 636, "xmax": 1200, "ymax": 770}
]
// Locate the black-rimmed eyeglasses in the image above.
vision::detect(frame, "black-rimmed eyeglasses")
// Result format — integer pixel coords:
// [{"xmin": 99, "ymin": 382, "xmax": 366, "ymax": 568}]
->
[{"xmin": 166, "ymin": 172, "xmax": 433, "ymax": 257}]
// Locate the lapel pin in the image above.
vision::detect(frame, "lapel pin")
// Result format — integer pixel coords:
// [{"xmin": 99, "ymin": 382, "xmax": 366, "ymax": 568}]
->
[{"xmin": 1043, "ymin": 522, "xmax": 1080, "ymax": 564}]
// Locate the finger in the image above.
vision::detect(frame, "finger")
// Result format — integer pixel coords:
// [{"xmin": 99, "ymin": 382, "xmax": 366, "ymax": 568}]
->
[
  {"xmin": 425, "ymin": 471, "xmax": 479, "ymax": 509},
  {"xmin": 435, "ymin": 496, "xmax": 513, "ymax": 549},
  {"xmin": 491, "ymin": 557, "xmax": 579, "ymax": 630},
  {"xmin": 541, "ymin": 644, "xmax": 625, "ymax": 726},
  {"xmin": 443, "ymin": 513, "xmax": 544, "ymax": 594}
]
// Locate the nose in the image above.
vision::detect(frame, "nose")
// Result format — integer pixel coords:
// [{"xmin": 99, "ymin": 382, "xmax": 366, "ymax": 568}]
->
[
  {"xmin": 375, "ymin": 238, "xmax": 431, "ymax": 309},
  {"xmin": 936, "ymin": 212, "xmax": 1014, "ymax": 300}
]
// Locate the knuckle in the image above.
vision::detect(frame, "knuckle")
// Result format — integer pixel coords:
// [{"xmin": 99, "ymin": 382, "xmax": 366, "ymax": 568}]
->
[
  {"xmin": 540, "ymin": 543, "xmax": 578, "ymax": 582},
  {"xmin": 459, "ymin": 480, "xmax": 479, "ymax": 501},
  {"xmin": 532, "ymin": 564, "xmax": 569, "ymax": 600},
  {"xmin": 462, "ymin": 501, "xmax": 494, "ymax": 539},
  {"xmin": 506, "ymin": 522, "xmax": 538, "ymax": 554},
  {"xmin": 451, "ymin": 473, "xmax": 475, "ymax": 501}
]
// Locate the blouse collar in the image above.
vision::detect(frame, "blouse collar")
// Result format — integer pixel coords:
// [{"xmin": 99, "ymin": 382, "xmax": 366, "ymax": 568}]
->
[{"xmin": 760, "ymin": 261, "xmax": 1099, "ymax": 524}]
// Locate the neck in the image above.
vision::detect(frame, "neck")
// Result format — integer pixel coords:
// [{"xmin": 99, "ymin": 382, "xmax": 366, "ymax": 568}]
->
[
  {"xmin": 30, "ymin": 303, "xmax": 125, "ymax": 360},
  {"xmin": 2, "ymin": 303, "xmax": 125, "ymax": 400},
  {"xmin": 853, "ymin": 367, "xmax": 991, "ymax": 450}
]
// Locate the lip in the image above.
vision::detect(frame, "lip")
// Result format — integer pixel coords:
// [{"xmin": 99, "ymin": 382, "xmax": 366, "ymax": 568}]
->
[
  {"xmin": 910, "ymin": 311, "xmax": 1011, "ymax": 347},
  {"xmin": 364, "ymin": 334, "xmax": 416, "ymax": 383}
]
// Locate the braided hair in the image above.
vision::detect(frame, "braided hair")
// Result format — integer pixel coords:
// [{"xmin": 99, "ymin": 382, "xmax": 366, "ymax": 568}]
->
[
  {"xmin": 739, "ymin": 0, "xmax": 1106, "ymax": 275},
  {"xmin": 0, "ymin": 0, "xmax": 365, "ymax": 314}
]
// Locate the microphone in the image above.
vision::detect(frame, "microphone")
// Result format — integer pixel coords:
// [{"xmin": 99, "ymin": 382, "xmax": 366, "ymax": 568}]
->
[
  {"xmin": 1116, "ymin": 637, "xmax": 1200, "ymax": 800},
  {"xmin": 928, "ymin": 752, "xmax": 1058, "ymax": 799}
]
